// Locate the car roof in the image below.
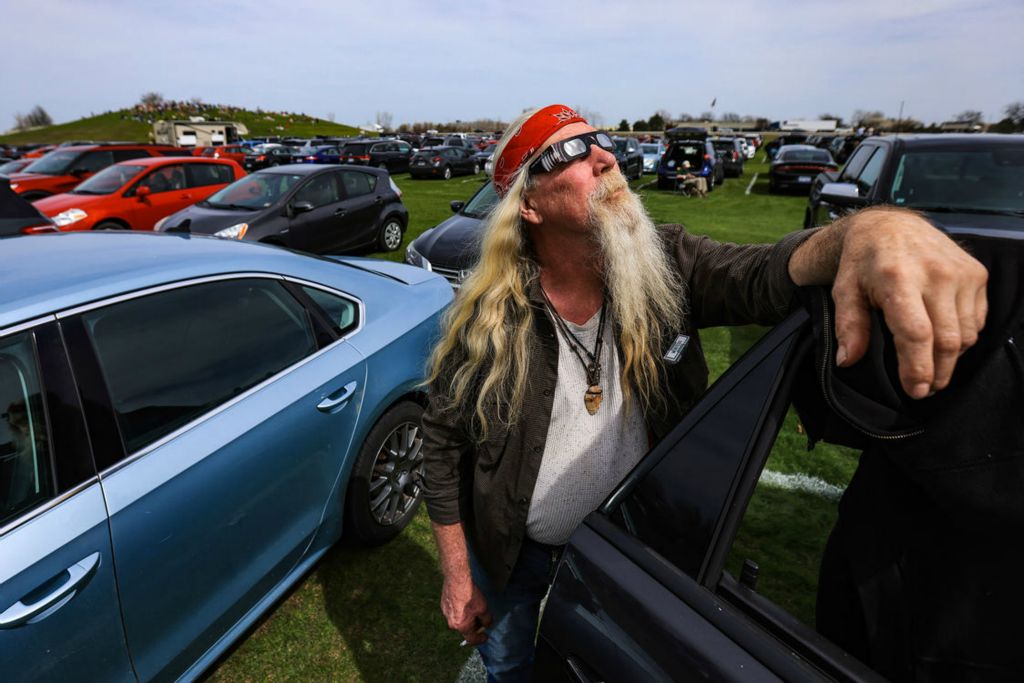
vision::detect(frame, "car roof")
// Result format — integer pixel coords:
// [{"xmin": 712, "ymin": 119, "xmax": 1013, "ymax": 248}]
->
[
  {"xmin": 257, "ymin": 163, "xmax": 331, "ymax": 176},
  {"xmin": 0, "ymin": 233, "xmax": 350, "ymax": 327},
  {"xmin": 866, "ymin": 133, "xmax": 1024, "ymax": 149},
  {"xmin": 778, "ymin": 144, "xmax": 820, "ymax": 151},
  {"xmin": 113, "ymin": 156, "xmax": 236, "ymax": 167}
]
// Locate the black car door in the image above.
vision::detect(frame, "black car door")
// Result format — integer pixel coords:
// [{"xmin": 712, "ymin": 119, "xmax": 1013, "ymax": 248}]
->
[
  {"xmin": 535, "ymin": 312, "xmax": 885, "ymax": 682},
  {"xmin": 395, "ymin": 142, "xmax": 412, "ymax": 173},
  {"xmin": 286, "ymin": 172, "xmax": 344, "ymax": 254},
  {"xmin": 330, "ymin": 169, "xmax": 382, "ymax": 252}
]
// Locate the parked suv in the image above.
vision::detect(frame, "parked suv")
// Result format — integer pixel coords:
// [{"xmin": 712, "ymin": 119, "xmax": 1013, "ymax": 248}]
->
[
  {"xmin": 805, "ymin": 133, "xmax": 1024, "ymax": 232},
  {"xmin": 657, "ymin": 128, "xmax": 722, "ymax": 191},
  {"xmin": 341, "ymin": 139, "xmax": 414, "ymax": 173},
  {"xmin": 8, "ymin": 144, "xmax": 182, "ymax": 200},
  {"xmin": 710, "ymin": 137, "xmax": 745, "ymax": 177},
  {"xmin": 158, "ymin": 164, "xmax": 409, "ymax": 253}
]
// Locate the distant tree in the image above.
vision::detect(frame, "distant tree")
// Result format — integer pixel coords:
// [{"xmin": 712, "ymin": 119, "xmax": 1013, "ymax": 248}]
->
[
  {"xmin": 375, "ymin": 111, "xmax": 394, "ymax": 131},
  {"xmin": 852, "ymin": 109, "xmax": 886, "ymax": 127},
  {"xmin": 720, "ymin": 111, "xmax": 741, "ymax": 122},
  {"xmin": 647, "ymin": 112, "xmax": 666, "ymax": 131},
  {"xmin": 954, "ymin": 110, "xmax": 984, "ymax": 125},
  {"xmin": 676, "ymin": 112, "xmax": 695, "ymax": 122},
  {"xmin": 1005, "ymin": 101, "xmax": 1024, "ymax": 127},
  {"xmin": 617, "ymin": 118, "xmax": 630, "ymax": 131},
  {"xmin": 819, "ymin": 112, "xmax": 845, "ymax": 127},
  {"xmin": 13, "ymin": 105, "xmax": 53, "ymax": 131},
  {"xmin": 699, "ymin": 111, "xmax": 714, "ymax": 121},
  {"xmin": 632, "ymin": 119, "xmax": 647, "ymax": 132},
  {"xmin": 139, "ymin": 92, "xmax": 164, "ymax": 107}
]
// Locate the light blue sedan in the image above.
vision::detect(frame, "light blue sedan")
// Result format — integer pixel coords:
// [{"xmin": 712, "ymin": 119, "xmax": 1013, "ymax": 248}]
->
[{"xmin": 0, "ymin": 232, "xmax": 452, "ymax": 681}]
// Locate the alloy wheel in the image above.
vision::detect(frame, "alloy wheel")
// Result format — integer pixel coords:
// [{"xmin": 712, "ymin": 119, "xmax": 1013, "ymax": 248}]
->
[{"xmin": 367, "ymin": 422, "xmax": 424, "ymax": 526}]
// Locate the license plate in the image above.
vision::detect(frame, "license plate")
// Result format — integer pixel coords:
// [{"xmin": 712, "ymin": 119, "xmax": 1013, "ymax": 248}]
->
[
  {"xmin": 416, "ymin": 160, "xmax": 426, "ymax": 165},
  {"xmin": 798, "ymin": 176, "xmax": 811, "ymax": 183}
]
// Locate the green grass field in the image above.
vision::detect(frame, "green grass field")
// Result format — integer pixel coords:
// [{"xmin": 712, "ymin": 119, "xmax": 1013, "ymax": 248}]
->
[{"xmin": 203, "ymin": 154, "xmax": 855, "ymax": 682}]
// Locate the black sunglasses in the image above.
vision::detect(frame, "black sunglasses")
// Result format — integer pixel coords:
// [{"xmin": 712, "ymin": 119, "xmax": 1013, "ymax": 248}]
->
[{"xmin": 528, "ymin": 131, "xmax": 616, "ymax": 176}]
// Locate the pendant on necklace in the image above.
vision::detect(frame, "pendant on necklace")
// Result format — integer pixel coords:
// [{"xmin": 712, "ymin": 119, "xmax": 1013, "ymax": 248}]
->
[{"xmin": 584, "ymin": 385, "xmax": 604, "ymax": 415}]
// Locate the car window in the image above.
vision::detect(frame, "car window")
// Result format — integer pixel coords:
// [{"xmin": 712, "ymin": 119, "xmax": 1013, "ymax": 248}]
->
[
  {"xmin": 80, "ymin": 278, "xmax": 318, "ymax": 454},
  {"xmin": 839, "ymin": 144, "xmax": 874, "ymax": 181},
  {"xmin": 77, "ymin": 150, "xmax": 115, "ymax": 173},
  {"xmin": 338, "ymin": 170, "xmax": 376, "ymax": 198},
  {"xmin": 137, "ymin": 164, "xmax": 186, "ymax": 194},
  {"xmin": 300, "ymin": 286, "xmax": 359, "ymax": 336},
  {"xmin": 293, "ymin": 173, "xmax": 340, "ymax": 208},
  {"xmin": 397, "ymin": 143, "xmax": 411, "ymax": 154},
  {"xmin": 0, "ymin": 331, "xmax": 56, "ymax": 528},
  {"xmin": 186, "ymin": 163, "xmax": 235, "ymax": 188},
  {"xmin": 73, "ymin": 164, "xmax": 145, "ymax": 195},
  {"xmin": 114, "ymin": 149, "xmax": 151, "ymax": 162},
  {"xmin": 854, "ymin": 147, "xmax": 887, "ymax": 194}
]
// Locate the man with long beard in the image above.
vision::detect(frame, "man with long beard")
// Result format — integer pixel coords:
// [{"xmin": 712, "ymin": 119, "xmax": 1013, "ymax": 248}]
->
[{"xmin": 421, "ymin": 105, "xmax": 988, "ymax": 681}]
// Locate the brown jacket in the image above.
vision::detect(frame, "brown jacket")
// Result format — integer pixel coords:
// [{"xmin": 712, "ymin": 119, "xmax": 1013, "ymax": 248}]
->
[{"xmin": 422, "ymin": 224, "xmax": 816, "ymax": 591}]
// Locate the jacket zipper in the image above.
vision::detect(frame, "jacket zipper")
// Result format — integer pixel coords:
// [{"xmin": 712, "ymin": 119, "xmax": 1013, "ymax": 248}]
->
[{"xmin": 817, "ymin": 289, "xmax": 924, "ymax": 441}]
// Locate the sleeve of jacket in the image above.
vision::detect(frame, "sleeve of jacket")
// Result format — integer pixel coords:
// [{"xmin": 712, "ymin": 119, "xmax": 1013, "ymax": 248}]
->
[
  {"xmin": 669, "ymin": 224, "xmax": 822, "ymax": 328},
  {"xmin": 420, "ymin": 383, "xmax": 473, "ymax": 526}
]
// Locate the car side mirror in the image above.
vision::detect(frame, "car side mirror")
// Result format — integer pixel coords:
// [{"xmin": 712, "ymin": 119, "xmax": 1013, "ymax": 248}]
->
[
  {"xmin": 136, "ymin": 185, "xmax": 151, "ymax": 199},
  {"xmin": 450, "ymin": 200, "xmax": 464, "ymax": 213},
  {"xmin": 819, "ymin": 182, "xmax": 866, "ymax": 207},
  {"xmin": 292, "ymin": 201, "xmax": 315, "ymax": 214}
]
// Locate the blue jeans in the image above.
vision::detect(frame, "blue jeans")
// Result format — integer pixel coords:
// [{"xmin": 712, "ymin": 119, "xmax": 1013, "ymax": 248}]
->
[{"xmin": 469, "ymin": 539, "xmax": 563, "ymax": 683}]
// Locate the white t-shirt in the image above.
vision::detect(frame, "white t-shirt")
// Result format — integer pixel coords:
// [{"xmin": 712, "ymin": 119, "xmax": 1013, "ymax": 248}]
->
[{"xmin": 526, "ymin": 308, "xmax": 648, "ymax": 545}]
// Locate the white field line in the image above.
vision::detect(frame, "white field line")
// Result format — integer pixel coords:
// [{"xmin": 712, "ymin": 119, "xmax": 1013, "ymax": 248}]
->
[
  {"xmin": 745, "ymin": 173, "xmax": 758, "ymax": 195},
  {"xmin": 758, "ymin": 469, "xmax": 845, "ymax": 501}
]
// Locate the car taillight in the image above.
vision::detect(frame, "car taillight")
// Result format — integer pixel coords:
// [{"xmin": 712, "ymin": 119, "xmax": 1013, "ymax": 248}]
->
[
  {"xmin": 305, "ymin": 156, "xmax": 316, "ymax": 161},
  {"xmin": 354, "ymin": 155, "xmax": 370, "ymax": 161},
  {"xmin": 22, "ymin": 224, "xmax": 58, "ymax": 234},
  {"xmin": 256, "ymin": 155, "xmax": 266, "ymax": 161},
  {"xmin": 432, "ymin": 156, "xmax": 442, "ymax": 163},
  {"xmin": 732, "ymin": 151, "xmax": 738, "ymax": 161},
  {"xmin": 704, "ymin": 153, "xmax": 711, "ymax": 160}
]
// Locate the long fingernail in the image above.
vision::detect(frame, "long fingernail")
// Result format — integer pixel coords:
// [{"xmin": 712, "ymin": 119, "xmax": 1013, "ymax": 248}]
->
[
  {"xmin": 911, "ymin": 383, "xmax": 930, "ymax": 399},
  {"xmin": 835, "ymin": 345, "xmax": 848, "ymax": 367}
]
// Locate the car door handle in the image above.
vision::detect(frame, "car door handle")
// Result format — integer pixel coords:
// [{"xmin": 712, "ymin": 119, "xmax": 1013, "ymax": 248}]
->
[
  {"xmin": 374, "ymin": 196, "xmax": 383, "ymax": 204},
  {"xmin": 334, "ymin": 208, "xmax": 347, "ymax": 216},
  {"xmin": 0, "ymin": 552, "xmax": 101, "ymax": 629},
  {"xmin": 317, "ymin": 381, "xmax": 358, "ymax": 412}
]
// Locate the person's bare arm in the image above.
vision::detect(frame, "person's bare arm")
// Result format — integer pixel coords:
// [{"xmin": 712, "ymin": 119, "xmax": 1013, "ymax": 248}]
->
[
  {"xmin": 431, "ymin": 521, "xmax": 492, "ymax": 645},
  {"xmin": 788, "ymin": 206, "xmax": 988, "ymax": 398}
]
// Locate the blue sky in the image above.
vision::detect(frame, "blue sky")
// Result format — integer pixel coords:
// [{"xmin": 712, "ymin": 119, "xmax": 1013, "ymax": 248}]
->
[{"xmin": 4, "ymin": 0, "xmax": 1022, "ymax": 131}]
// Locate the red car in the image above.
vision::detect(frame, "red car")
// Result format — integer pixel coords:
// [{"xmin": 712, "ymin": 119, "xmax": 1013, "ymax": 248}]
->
[
  {"xmin": 8, "ymin": 143, "xmax": 182, "ymax": 200},
  {"xmin": 194, "ymin": 145, "xmax": 248, "ymax": 165},
  {"xmin": 32, "ymin": 157, "xmax": 245, "ymax": 231}
]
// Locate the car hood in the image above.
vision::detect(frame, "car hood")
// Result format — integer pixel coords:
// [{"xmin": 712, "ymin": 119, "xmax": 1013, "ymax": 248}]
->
[
  {"xmin": 163, "ymin": 203, "xmax": 268, "ymax": 234},
  {"xmin": 33, "ymin": 192, "xmax": 109, "ymax": 216},
  {"xmin": 7, "ymin": 172, "xmax": 72, "ymax": 188},
  {"xmin": 925, "ymin": 210, "xmax": 1024, "ymax": 238},
  {"xmin": 412, "ymin": 212, "xmax": 483, "ymax": 271}
]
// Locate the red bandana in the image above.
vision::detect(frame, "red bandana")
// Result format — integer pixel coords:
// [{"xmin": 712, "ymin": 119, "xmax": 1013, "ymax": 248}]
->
[{"xmin": 493, "ymin": 104, "xmax": 588, "ymax": 197}]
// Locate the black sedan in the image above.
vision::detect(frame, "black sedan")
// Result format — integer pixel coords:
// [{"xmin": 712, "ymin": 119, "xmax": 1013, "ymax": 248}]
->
[
  {"xmin": 243, "ymin": 145, "xmax": 301, "ymax": 171},
  {"xmin": 769, "ymin": 145, "xmax": 838, "ymax": 193},
  {"xmin": 764, "ymin": 133, "xmax": 809, "ymax": 161},
  {"xmin": 158, "ymin": 164, "xmax": 408, "ymax": 253},
  {"xmin": 405, "ymin": 180, "xmax": 497, "ymax": 286},
  {"xmin": 409, "ymin": 146, "xmax": 480, "ymax": 180},
  {"xmin": 612, "ymin": 136, "xmax": 644, "ymax": 180},
  {"xmin": 805, "ymin": 134, "xmax": 1024, "ymax": 230}
]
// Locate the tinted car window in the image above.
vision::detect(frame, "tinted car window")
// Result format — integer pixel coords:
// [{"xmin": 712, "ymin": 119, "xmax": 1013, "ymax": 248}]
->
[
  {"xmin": 344, "ymin": 144, "xmax": 369, "ymax": 155},
  {"xmin": 207, "ymin": 172, "xmax": 303, "ymax": 209},
  {"xmin": 72, "ymin": 164, "xmax": 145, "ymax": 195},
  {"xmin": 301, "ymin": 286, "xmax": 359, "ymax": 335},
  {"xmin": 0, "ymin": 331, "xmax": 56, "ymax": 527},
  {"xmin": 186, "ymin": 163, "xmax": 234, "ymax": 188},
  {"xmin": 397, "ymin": 143, "xmax": 411, "ymax": 153},
  {"xmin": 81, "ymin": 279, "xmax": 318, "ymax": 453},
  {"xmin": 293, "ymin": 173, "xmax": 340, "ymax": 208},
  {"xmin": 462, "ymin": 181, "xmax": 499, "ymax": 218},
  {"xmin": 22, "ymin": 150, "xmax": 80, "ymax": 175},
  {"xmin": 114, "ymin": 149, "xmax": 151, "ymax": 162},
  {"xmin": 77, "ymin": 150, "xmax": 115, "ymax": 173},
  {"xmin": 779, "ymin": 149, "xmax": 832, "ymax": 163},
  {"xmin": 839, "ymin": 144, "xmax": 874, "ymax": 181},
  {"xmin": 890, "ymin": 148, "xmax": 1024, "ymax": 211},
  {"xmin": 137, "ymin": 164, "xmax": 186, "ymax": 194},
  {"xmin": 338, "ymin": 170, "xmax": 376, "ymax": 197},
  {"xmin": 854, "ymin": 147, "xmax": 887, "ymax": 194}
]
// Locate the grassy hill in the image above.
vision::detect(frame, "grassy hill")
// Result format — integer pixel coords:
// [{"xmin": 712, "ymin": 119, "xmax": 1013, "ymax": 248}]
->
[{"xmin": 0, "ymin": 107, "xmax": 364, "ymax": 144}]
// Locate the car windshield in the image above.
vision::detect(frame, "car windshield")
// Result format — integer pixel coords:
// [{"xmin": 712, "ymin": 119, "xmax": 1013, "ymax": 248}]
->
[
  {"xmin": 890, "ymin": 148, "xmax": 1024, "ymax": 213},
  {"xmin": 614, "ymin": 140, "xmax": 628, "ymax": 152},
  {"xmin": 641, "ymin": 144, "xmax": 660, "ymax": 154},
  {"xmin": 712, "ymin": 141, "xmax": 735, "ymax": 151},
  {"xmin": 667, "ymin": 144, "xmax": 704, "ymax": 165},
  {"xmin": 70, "ymin": 164, "xmax": 145, "ymax": 194},
  {"xmin": 779, "ymin": 149, "xmax": 832, "ymax": 163},
  {"xmin": 461, "ymin": 181, "xmax": 499, "ymax": 219},
  {"xmin": 0, "ymin": 161, "xmax": 27, "ymax": 175},
  {"xmin": 21, "ymin": 150, "xmax": 80, "ymax": 176},
  {"xmin": 203, "ymin": 172, "xmax": 304, "ymax": 210},
  {"xmin": 422, "ymin": 137, "xmax": 444, "ymax": 147}
]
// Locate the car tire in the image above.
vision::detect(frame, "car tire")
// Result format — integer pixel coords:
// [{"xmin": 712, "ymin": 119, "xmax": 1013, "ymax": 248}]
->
[
  {"xmin": 472, "ymin": 163, "xmax": 479, "ymax": 175},
  {"xmin": 344, "ymin": 401, "xmax": 425, "ymax": 546},
  {"xmin": 443, "ymin": 166, "xmax": 452, "ymax": 180},
  {"xmin": 93, "ymin": 221, "xmax": 126, "ymax": 231},
  {"xmin": 377, "ymin": 217, "xmax": 403, "ymax": 252}
]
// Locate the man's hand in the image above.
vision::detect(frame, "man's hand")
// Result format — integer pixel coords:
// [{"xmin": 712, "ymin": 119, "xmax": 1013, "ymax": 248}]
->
[
  {"xmin": 792, "ymin": 207, "xmax": 988, "ymax": 399},
  {"xmin": 441, "ymin": 575, "xmax": 492, "ymax": 645}
]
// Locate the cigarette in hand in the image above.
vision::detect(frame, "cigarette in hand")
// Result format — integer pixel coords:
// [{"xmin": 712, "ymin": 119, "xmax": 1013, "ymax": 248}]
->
[{"xmin": 459, "ymin": 625, "xmax": 487, "ymax": 646}]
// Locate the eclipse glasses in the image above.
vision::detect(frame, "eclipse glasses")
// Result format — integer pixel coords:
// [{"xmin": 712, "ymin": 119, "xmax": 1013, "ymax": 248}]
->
[{"xmin": 528, "ymin": 131, "xmax": 615, "ymax": 176}]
